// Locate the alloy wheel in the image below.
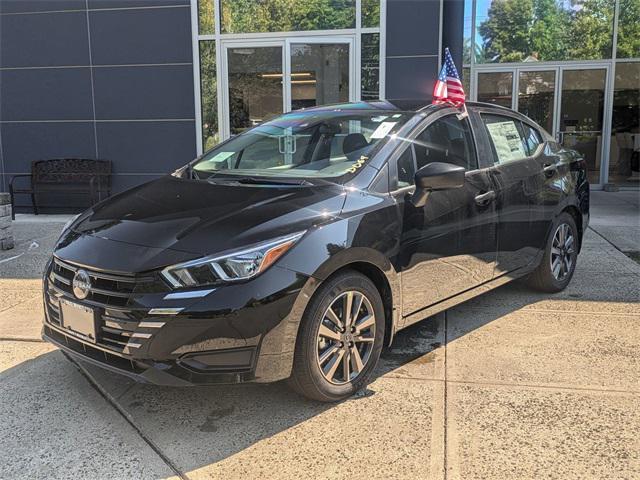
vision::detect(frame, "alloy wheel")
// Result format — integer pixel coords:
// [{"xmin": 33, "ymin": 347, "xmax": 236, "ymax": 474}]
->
[
  {"xmin": 315, "ymin": 290, "xmax": 376, "ymax": 385},
  {"xmin": 550, "ymin": 223, "xmax": 575, "ymax": 281}
]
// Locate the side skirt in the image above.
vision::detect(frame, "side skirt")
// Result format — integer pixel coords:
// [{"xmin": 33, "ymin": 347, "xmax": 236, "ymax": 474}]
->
[{"xmin": 399, "ymin": 264, "xmax": 536, "ymax": 331}]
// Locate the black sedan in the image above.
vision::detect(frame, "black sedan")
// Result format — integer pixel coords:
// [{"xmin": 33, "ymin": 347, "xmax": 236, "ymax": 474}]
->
[{"xmin": 42, "ymin": 101, "xmax": 589, "ymax": 402}]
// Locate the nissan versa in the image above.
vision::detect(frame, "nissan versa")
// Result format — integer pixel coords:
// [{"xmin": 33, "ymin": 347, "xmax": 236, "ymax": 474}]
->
[{"xmin": 43, "ymin": 101, "xmax": 589, "ymax": 402}]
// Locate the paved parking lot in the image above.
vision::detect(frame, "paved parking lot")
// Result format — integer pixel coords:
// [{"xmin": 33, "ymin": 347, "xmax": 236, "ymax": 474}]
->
[{"xmin": 1, "ymin": 191, "xmax": 639, "ymax": 479}]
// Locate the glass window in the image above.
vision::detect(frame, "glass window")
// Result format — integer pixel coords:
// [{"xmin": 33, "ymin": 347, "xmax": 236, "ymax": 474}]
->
[
  {"xmin": 608, "ymin": 62, "xmax": 640, "ymax": 186},
  {"xmin": 192, "ymin": 111, "xmax": 414, "ymax": 182},
  {"xmin": 559, "ymin": 68, "xmax": 607, "ymax": 184},
  {"xmin": 219, "ymin": 0, "xmax": 355, "ymax": 34},
  {"xmin": 475, "ymin": 0, "xmax": 614, "ymax": 63},
  {"xmin": 361, "ymin": 33, "xmax": 380, "ymax": 100},
  {"xmin": 481, "ymin": 114, "xmax": 528, "ymax": 164},
  {"xmin": 199, "ymin": 41, "xmax": 218, "ymax": 151},
  {"xmin": 396, "ymin": 146, "xmax": 416, "ymax": 188},
  {"xmin": 521, "ymin": 122, "xmax": 543, "ymax": 156},
  {"xmin": 291, "ymin": 43, "xmax": 349, "ymax": 110},
  {"xmin": 413, "ymin": 116, "xmax": 477, "ymax": 171},
  {"xmin": 463, "ymin": 0, "xmax": 473, "ymax": 64},
  {"xmin": 227, "ymin": 46, "xmax": 283, "ymax": 135},
  {"xmin": 517, "ymin": 70, "xmax": 555, "ymax": 133},
  {"xmin": 198, "ymin": 0, "xmax": 215, "ymax": 35},
  {"xmin": 616, "ymin": 0, "xmax": 640, "ymax": 59},
  {"xmin": 362, "ymin": 0, "xmax": 380, "ymax": 27},
  {"xmin": 477, "ymin": 72, "xmax": 513, "ymax": 108}
]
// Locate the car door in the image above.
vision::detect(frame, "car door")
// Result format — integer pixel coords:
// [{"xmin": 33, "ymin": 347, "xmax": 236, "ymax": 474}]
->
[
  {"xmin": 391, "ymin": 111, "xmax": 498, "ymax": 320},
  {"xmin": 474, "ymin": 109, "xmax": 550, "ymax": 275}
]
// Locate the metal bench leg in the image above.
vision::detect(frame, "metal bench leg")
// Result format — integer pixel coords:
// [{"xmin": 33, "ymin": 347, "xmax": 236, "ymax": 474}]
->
[{"xmin": 31, "ymin": 191, "xmax": 38, "ymax": 215}]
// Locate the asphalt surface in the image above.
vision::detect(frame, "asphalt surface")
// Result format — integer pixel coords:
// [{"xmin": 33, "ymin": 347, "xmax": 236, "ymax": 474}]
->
[{"xmin": 1, "ymin": 190, "xmax": 638, "ymax": 479}]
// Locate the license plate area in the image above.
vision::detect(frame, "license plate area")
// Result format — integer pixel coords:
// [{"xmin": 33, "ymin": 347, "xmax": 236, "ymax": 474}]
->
[{"xmin": 60, "ymin": 299, "xmax": 97, "ymax": 343}]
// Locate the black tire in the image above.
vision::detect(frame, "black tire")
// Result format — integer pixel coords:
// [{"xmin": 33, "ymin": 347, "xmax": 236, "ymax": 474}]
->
[
  {"xmin": 288, "ymin": 270, "xmax": 385, "ymax": 402},
  {"xmin": 526, "ymin": 212, "xmax": 579, "ymax": 293}
]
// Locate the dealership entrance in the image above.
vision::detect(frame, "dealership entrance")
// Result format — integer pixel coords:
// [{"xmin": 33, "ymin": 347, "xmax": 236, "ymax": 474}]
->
[
  {"xmin": 473, "ymin": 63, "xmax": 612, "ymax": 186},
  {"xmin": 220, "ymin": 36, "xmax": 356, "ymax": 138}
]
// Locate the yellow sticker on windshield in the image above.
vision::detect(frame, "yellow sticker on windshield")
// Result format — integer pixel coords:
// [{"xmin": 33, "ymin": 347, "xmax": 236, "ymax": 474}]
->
[{"xmin": 347, "ymin": 155, "xmax": 368, "ymax": 173}]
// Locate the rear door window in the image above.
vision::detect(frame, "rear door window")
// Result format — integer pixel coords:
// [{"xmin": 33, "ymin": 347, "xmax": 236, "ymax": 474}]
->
[{"xmin": 481, "ymin": 114, "xmax": 529, "ymax": 165}]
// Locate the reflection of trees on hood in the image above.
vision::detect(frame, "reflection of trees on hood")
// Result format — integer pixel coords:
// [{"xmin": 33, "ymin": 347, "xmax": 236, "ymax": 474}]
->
[{"xmin": 477, "ymin": 0, "xmax": 619, "ymax": 63}]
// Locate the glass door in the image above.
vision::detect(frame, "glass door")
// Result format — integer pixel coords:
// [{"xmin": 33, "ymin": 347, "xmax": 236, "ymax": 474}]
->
[
  {"xmin": 517, "ymin": 69, "xmax": 556, "ymax": 134},
  {"xmin": 223, "ymin": 42, "xmax": 285, "ymax": 136},
  {"xmin": 286, "ymin": 39, "xmax": 354, "ymax": 110},
  {"xmin": 221, "ymin": 37, "xmax": 355, "ymax": 140},
  {"xmin": 556, "ymin": 67, "xmax": 609, "ymax": 185}
]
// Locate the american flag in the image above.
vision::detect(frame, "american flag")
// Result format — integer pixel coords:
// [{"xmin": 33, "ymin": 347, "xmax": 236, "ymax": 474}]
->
[{"xmin": 432, "ymin": 47, "xmax": 466, "ymax": 106}]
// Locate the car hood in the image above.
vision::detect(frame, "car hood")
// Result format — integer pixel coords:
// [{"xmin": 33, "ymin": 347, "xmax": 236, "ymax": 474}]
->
[{"xmin": 68, "ymin": 176, "xmax": 346, "ymax": 257}]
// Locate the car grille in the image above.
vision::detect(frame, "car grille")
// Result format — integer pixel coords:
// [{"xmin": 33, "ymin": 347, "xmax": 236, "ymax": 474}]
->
[
  {"xmin": 46, "ymin": 257, "xmax": 170, "ymax": 354},
  {"xmin": 49, "ymin": 257, "xmax": 167, "ymax": 308}
]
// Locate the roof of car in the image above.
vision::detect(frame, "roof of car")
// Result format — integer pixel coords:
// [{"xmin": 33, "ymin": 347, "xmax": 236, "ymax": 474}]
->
[{"xmin": 301, "ymin": 100, "xmax": 516, "ymax": 114}]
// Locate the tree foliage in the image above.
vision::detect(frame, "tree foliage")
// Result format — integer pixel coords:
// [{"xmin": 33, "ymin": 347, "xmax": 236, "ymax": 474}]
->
[{"xmin": 476, "ymin": 0, "xmax": 627, "ymax": 63}]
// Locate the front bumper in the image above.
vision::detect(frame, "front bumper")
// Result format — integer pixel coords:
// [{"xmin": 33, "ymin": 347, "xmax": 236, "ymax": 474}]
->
[{"xmin": 42, "ymin": 256, "xmax": 315, "ymax": 386}]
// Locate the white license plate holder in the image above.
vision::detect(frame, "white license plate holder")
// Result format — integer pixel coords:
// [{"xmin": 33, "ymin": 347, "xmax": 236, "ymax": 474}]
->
[{"xmin": 60, "ymin": 299, "xmax": 97, "ymax": 343}]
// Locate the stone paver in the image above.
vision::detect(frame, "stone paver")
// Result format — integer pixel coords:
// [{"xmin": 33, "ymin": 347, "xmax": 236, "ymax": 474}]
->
[
  {"xmin": 447, "ymin": 383, "xmax": 640, "ymax": 480},
  {"xmin": 0, "ymin": 343, "xmax": 175, "ymax": 480},
  {"xmin": 0, "ymin": 193, "xmax": 638, "ymax": 479}
]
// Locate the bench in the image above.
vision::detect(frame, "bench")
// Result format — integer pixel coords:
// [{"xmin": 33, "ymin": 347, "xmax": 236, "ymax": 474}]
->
[{"xmin": 9, "ymin": 159, "xmax": 111, "ymax": 219}]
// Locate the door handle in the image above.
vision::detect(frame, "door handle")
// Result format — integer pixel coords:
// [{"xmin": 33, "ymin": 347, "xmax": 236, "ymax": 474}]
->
[
  {"xmin": 474, "ymin": 190, "xmax": 496, "ymax": 206},
  {"xmin": 543, "ymin": 162, "xmax": 557, "ymax": 177}
]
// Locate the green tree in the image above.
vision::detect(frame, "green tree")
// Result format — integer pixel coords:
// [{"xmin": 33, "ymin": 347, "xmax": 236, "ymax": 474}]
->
[
  {"xmin": 478, "ymin": 0, "xmax": 535, "ymax": 62},
  {"xmin": 478, "ymin": 0, "xmax": 616, "ymax": 63},
  {"xmin": 616, "ymin": 0, "xmax": 640, "ymax": 58},
  {"xmin": 568, "ymin": 0, "xmax": 615, "ymax": 59}
]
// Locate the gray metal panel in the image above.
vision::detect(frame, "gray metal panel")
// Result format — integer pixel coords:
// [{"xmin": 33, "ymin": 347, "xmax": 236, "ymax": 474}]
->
[
  {"xmin": 0, "ymin": 11, "xmax": 90, "ymax": 68},
  {"xmin": 0, "ymin": 0, "xmax": 85, "ymax": 13},
  {"xmin": 385, "ymin": 56, "xmax": 439, "ymax": 100},
  {"xmin": 96, "ymin": 121, "xmax": 197, "ymax": 173},
  {"xmin": 89, "ymin": 7, "xmax": 192, "ymax": 65},
  {"xmin": 0, "ymin": 68, "xmax": 94, "ymax": 121},
  {"xmin": 0, "ymin": 122, "xmax": 96, "ymax": 173},
  {"xmin": 88, "ymin": 0, "xmax": 189, "ymax": 7},
  {"xmin": 385, "ymin": 0, "xmax": 441, "ymax": 57},
  {"xmin": 92, "ymin": 65, "xmax": 195, "ymax": 120}
]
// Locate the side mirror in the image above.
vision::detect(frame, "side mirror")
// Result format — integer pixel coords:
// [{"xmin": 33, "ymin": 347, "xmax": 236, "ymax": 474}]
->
[{"xmin": 411, "ymin": 162, "xmax": 465, "ymax": 207}]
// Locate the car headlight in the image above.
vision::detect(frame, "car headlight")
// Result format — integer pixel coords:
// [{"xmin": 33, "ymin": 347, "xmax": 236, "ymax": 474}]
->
[{"xmin": 160, "ymin": 231, "xmax": 305, "ymax": 288}]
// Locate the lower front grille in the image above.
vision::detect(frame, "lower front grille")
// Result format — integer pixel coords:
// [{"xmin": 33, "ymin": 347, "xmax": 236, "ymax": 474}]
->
[{"xmin": 44, "ymin": 325, "xmax": 147, "ymax": 374}]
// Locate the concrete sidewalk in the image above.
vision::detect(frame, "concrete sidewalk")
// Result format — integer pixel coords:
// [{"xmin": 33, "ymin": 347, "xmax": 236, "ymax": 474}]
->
[{"xmin": 1, "ymin": 191, "xmax": 638, "ymax": 479}]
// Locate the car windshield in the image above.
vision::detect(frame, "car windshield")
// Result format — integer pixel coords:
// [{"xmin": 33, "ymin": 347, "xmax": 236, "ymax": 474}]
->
[{"xmin": 191, "ymin": 110, "xmax": 413, "ymax": 183}]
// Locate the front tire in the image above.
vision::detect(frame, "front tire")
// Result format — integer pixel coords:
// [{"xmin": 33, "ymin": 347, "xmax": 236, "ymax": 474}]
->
[
  {"xmin": 526, "ymin": 212, "xmax": 579, "ymax": 293},
  {"xmin": 288, "ymin": 270, "xmax": 385, "ymax": 402}
]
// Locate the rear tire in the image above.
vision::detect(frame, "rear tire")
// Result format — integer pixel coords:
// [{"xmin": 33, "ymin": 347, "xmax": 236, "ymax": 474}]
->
[
  {"xmin": 288, "ymin": 270, "xmax": 385, "ymax": 402},
  {"xmin": 526, "ymin": 212, "xmax": 578, "ymax": 293}
]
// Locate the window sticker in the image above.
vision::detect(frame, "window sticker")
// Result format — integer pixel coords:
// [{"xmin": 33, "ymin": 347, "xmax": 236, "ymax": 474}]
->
[
  {"xmin": 485, "ymin": 121, "xmax": 526, "ymax": 163},
  {"xmin": 370, "ymin": 121, "xmax": 397, "ymax": 139},
  {"xmin": 371, "ymin": 115, "xmax": 388, "ymax": 122}
]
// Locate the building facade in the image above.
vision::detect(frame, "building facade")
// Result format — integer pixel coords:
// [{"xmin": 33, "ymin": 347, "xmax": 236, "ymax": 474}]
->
[
  {"xmin": 464, "ymin": 0, "xmax": 640, "ymax": 189},
  {"xmin": 1, "ymin": 0, "xmax": 462, "ymax": 211},
  {"xmin": 0, "ymin": 0, "xmax": 636, "ymax": 214}
]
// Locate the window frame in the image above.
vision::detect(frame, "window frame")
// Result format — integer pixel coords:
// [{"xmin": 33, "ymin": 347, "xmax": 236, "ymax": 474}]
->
[{"xmin": 478, "ymin": 110, "xmax": 542, "ymax": 166}]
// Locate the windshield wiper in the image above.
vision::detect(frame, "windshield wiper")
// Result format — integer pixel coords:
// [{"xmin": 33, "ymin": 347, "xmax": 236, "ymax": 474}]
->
[{"xmin": 209, "ymin": 176, "xmax": 311, "ymax": 186}]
